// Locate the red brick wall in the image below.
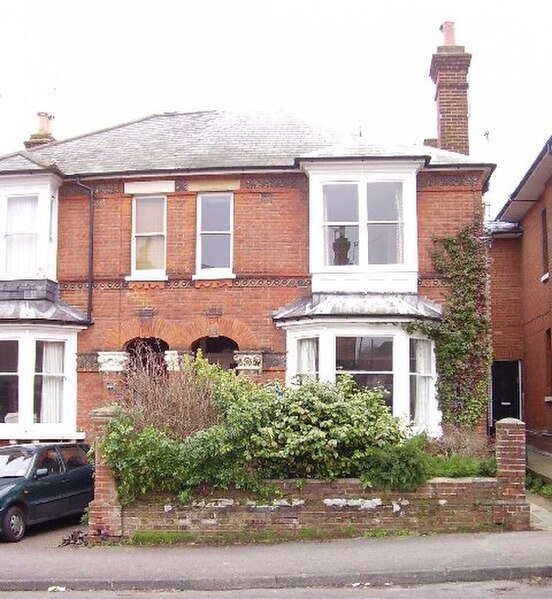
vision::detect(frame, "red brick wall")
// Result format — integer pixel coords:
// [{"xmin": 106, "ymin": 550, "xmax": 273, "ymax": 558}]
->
[
  {"xmin": 58, "ymin": 170, "xmax": 487, "ymax": 438},
  {"xmin": 517, "ymin": 180, "xmax": 552, "ymax": 432},
  {"xmin": 489, "ymin": 236, "xmax": 523, "ymax": 360},
  {"xmin": 87, "ymin": 416, "xmax": 529, "ymax": 540}
]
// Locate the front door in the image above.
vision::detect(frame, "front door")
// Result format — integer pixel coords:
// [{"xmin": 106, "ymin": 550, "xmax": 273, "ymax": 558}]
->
[{"xmin": 491, "ymin": 360, "xmax": 521, "ymax": 432}]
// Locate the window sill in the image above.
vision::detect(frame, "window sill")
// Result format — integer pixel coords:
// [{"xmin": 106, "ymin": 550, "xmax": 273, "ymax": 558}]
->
[
  {"xmin": 125, "ymin": 274, "xmax": 168, "ymax": 282},
  {"xmin": 192, "ymin": 272, "xmax": 236, "ymax": 281},
  {"xmin": 541, "ymin": 272, "xmax": 549, "ymax": 283}
]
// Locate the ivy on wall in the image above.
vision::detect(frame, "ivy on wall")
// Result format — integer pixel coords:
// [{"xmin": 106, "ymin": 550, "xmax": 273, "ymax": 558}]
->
[{"xmin": 410, "ymin": 223, "xmax": 492, "ymax": 427}]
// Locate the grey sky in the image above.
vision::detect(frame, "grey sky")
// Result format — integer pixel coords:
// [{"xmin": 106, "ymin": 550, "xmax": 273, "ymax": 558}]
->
[{"xmin": 0, "ymin": 0, "xmax": 550, "ymax": 217}]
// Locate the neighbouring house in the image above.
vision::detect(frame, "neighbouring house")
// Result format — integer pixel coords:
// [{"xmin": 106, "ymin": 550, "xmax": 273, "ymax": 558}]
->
[
  {"xmin": 0, "ymin": 22, "xmax": 493, "ymax": 445},
  {"xmin": 490, "ymin": 135, "xmax": 552, "ymax": 446}
]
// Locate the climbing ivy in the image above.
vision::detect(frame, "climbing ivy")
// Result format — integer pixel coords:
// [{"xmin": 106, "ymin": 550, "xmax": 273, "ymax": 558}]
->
[{"xmin": 409, "ymin": 223, "xmax": 492, "ymax": 427}]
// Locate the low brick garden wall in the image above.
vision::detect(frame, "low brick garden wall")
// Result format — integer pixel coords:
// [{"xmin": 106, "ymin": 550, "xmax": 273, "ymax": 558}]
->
[{"xmin": 87, "ymin": 415, "xmax": 530, "ymax": 541}]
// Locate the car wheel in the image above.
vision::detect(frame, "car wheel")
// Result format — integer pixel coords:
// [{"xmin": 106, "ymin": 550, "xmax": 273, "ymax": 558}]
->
[{"xmin": 1, "ymin": 506, "xmax": 26, "ymax": 542}]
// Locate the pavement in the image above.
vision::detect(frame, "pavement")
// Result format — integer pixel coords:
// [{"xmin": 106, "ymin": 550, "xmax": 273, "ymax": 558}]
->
[{"xmin": 0, "ymin": 447, "xmax": 550, "ymax": 593}]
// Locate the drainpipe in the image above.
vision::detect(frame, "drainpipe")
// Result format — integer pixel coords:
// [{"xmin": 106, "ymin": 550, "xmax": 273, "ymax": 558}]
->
[{"xmin": 74, "ymin": 179, "xmax": 95, "ymax": 324}]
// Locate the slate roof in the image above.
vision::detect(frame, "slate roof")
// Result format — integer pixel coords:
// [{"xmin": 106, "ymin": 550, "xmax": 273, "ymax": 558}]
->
[
  {"xmin": 0, "ymin": 111, "xmax": 488, "ymax": 178},
  {"xmin": 273, "ymin": 293, "xmax": 443, "ymax": 322}
]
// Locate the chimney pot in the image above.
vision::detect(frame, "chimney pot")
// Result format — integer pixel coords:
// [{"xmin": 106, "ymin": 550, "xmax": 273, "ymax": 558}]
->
[
  {"xmin": 440, "ymin": 21, "xmax": 456, "ymax": 46},
  {"xmin": 37, "ymin": 112, "xmax": 53, "ymax": 136}
]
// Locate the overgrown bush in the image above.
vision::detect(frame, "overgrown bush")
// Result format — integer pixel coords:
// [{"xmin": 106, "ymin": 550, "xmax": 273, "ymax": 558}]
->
[
  {"xmin": 249, "ymin": 377, "xmax": 403, "ymax": 479},
  {"xmin": 119, "ymin": 346, "xmax": 224, "ymax": 440}
]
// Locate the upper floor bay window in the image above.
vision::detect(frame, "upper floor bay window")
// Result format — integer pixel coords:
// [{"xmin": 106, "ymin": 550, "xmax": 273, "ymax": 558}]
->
[
  {"xmin": 0, "ymin": 175, "xmax": 60, "ymax": 281},
  {"xmin": 131, "ymin": 195, "xmax": 166, "ymax": 279},
  {"xmin": 195, "ymin": 193, "xmax": 234, "ymax": 279},
  {"xmin": 305, "ymin": 162, "xmax": 420, "ymax": 293},
  {"xmin": 0, "ymin": 328, "xmax": 81, "ymax": 440}
]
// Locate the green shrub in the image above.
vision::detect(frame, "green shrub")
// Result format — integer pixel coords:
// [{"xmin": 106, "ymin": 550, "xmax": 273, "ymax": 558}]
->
[
  {"xmin": 360, "ymin": 436, "xmax": 431, "ymax": 492},
  {"xmin": 428, "ymin": 453, "xmax": 496, "ymax": 478},
  {"xmin": 248, "ymin": 377, "xmax": 404, "ymax": 479}
]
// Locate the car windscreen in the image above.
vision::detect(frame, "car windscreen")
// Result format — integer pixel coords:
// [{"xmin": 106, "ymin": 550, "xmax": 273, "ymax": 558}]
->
[{"xmin": 0, "ymin": 447, "xmax": 35, "ymax": 478}]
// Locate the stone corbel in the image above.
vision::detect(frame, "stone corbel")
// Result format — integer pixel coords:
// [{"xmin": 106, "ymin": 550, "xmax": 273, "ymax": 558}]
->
[
  {"xmin": 97, "ymin": 351, "xmax": 130, "ymax": 373},
  {"xmin": 234, "ymin": 351, "xmax": 262, "ymax": 374}
]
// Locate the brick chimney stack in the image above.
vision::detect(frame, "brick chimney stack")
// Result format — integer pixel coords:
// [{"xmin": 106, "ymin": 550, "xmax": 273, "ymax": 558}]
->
[
  {"xmin": 24, "ymin": 112, "xmax": 55, "ymax": 149},
  {"xmin": 429, "ymin": 22, "xmax": 471, "ymax": 155}
]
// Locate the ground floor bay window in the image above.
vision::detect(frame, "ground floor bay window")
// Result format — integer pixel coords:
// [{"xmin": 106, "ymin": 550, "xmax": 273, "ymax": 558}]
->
[
  {"xmin": 285, "ymin": 323, "xmax": 440, "ymax": 435},
  {"xmin": 0, "ymin": 327, "xmax": 82, "ymax": 441}
]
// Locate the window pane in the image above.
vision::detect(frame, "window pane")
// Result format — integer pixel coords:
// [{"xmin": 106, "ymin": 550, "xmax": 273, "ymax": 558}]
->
[
  {"xmin": 136, "ymin": 236, "xmax": 164, "ymax": 270},
  {"xmin": 7, "ymin": 196, "xmax": 37, "ymax": 233},
  {"xmin": 336, "ymin": 337, "xmax": 393, "ymax": 371},
  {"xmin": 201, "ymin": 195, "xmax": 231, "ymax": 231},
  {"xmin": 323, "ymin": 184, "xmax": 358, "ymax": 222},
  {"xmin": 6, "ymin": 196, "xmax": 38, "ymax": 274},
  {"xmin": 0, "ymin": 374, "xmax": 19, "ymax": 423},
  {"xmin": 367, "ymin": 223, "xmax": 403, "ymax": 264},
  {"xmin": 0, "ymin": 341, "xmax": 18, "ymax": 423},
  {"xmin": 201, "ymin": 234, "xmax": 231, "ymax": 269},
  {"xmin": 135, "ymin": 197, "xmax": 164, "ymax": 234},
  {"xmin": 34, "ymin": 341, "xmax": 64, "ymax": 424},
  {"xmin": 339, "ymin": 373, "xmax": 393, "ymax": 408},
  {"xmin": 324, "ymin": 225, "xmax": 359, "ymax": 265},
  {"xmin": 297, "ymin": 338, "xmax": 319, "ymax": 375},
  {"xmin": 367, "ymin": 182, "xmax": 402, "ymax": 221},
  {"xmin": 0, "ymin": 340, "xmax": 18, "ymax": 373}
]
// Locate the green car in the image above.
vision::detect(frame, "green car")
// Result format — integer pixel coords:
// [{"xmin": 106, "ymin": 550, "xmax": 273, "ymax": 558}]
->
[{"xmin": 0, "ymin": 443, "xmax": 94, "ymax": 542}]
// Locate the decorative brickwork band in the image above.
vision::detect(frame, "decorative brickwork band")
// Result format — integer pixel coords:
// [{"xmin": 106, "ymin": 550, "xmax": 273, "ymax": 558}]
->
[
  {"xmin": 493, "ymin": 418, "xmax": 530, "ymax": 531},
  {"xmin": 88, "ymin": 406, "xmax": 122, "ymax": 541}
]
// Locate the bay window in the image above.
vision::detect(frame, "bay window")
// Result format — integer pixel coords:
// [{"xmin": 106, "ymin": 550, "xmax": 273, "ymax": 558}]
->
[
  {"xmin": 0, "ymin": 174, "xmax": 60, "ymax": 281},
  {"xmin": 285, "ymin": 325, "xmax": 439, "ymax": 434},
  {"xmin": 305, "ymin": 162, "xmax": 420, "ymax": 293},
  {"xmin": 0, "ymin": 328, "xmax": 81, "ymax": 440}
]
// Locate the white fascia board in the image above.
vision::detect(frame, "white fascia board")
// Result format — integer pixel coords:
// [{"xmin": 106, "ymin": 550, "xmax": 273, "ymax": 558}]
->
[
  {"xmin": 300, "ymin": 159, "xmax": 426, "ymax": 176},
  {"xmin": 275, "ymin": 317, "xmax": 420, "ymax": 331},
  {"xmin": 0, "ymin": 172, "xmax": 62, "ymax": 192}
]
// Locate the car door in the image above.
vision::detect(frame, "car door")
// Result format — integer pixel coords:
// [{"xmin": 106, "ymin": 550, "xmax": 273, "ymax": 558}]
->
[
  {"xmin": 26, "ymin": 447, "xmax": 67, "ymax": 523},
  {"xmin": 58, "ymin": 445, "xmax": 94, "ymax": 513}
]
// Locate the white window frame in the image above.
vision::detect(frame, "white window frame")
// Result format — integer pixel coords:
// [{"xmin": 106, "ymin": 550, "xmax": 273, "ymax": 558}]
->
[
  {"xmin": 283, "ymin": 321, "xmax": 440, "ymax": 435},
  {"xmin": 0, "ymin": 325, "xmax": 84, "ymax": 441},
  {"xmin": 129, "ymin": 195, "xmax": 167, "ymax": 281},
  {"xmin": 303, "ymin": 161, "xmax": 421, "ymax": 293},
  {"xmin": 0, "ymin": 174, "xmax": 60, "ymax": 281},
  {"xmin": 194, "ymin": 192, "xmax": 235, "ymax": 280}
]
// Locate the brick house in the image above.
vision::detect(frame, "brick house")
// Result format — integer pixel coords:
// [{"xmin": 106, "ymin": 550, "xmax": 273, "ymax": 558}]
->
[
  {"xmin": 490, "ymin": 135, "xmax": 552, "ymax": 445},
  {"xmin": 0, "ymin": 23, "xmax": 493, "ymax": 444}
]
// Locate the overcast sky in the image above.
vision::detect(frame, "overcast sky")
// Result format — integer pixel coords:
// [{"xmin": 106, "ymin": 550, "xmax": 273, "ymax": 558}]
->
[{"xmin": 0, "ymin": 0, "xmax": 550, "ymax": 217}]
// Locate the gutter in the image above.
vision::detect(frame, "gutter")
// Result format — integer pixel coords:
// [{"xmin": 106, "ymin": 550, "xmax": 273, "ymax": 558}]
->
[
  {"xmin": 74, "ymin": 179, "xmax": 95, "ymax": 324},
  {"xmin": 496, "ymin": 134, "xmax": 552, "ymax": 221}
]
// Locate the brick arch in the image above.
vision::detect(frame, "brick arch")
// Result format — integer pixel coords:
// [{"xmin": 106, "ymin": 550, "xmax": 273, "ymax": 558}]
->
[
  {"xmin": 103, "ymin": 317, "xmax": 185, "ymax": 350},
  {"xmin": 102, "ymin": 316, "xmax": 258, "ymax": 351},
  {"xmin": 179, "ymin": 316, "xmax": 258, "ymax": 350}
]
